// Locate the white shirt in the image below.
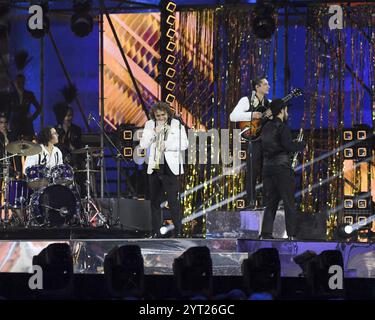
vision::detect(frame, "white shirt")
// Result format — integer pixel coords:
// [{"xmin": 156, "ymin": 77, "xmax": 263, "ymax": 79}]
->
[
  {"xmin": 230, "ymin": 94, "xmax": 271, "ymax": 122},
  {"xmin": 24, "ymin": 144, "xmax": 63, "ymax": 170},
  {"xmin": 139, "ymin": 118, "xmax": 189, "ymax": 175}
]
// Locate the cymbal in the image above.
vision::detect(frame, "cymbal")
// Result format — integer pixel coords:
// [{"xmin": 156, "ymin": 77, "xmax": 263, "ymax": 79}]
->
[
  {"xmin": 5, "ymin": 140, "xmax": 42, "ymax": 156},
  {"xmin": 74, "ymin": 169, "xmax": 100, "ymax": 173},
  {"xmin": 71, "ymin": 146, "xmax": 103, "ymax": 154}
]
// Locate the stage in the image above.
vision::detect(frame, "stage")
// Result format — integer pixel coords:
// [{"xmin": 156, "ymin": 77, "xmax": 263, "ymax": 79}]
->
[{"xmin": 0, "ymin": 228, "xmax": 374, "ymax": 279}]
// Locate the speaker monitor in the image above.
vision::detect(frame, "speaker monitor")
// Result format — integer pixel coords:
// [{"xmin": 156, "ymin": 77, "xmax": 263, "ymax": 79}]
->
[{"xmin": 96, "ymin": 198, "xmax": 151, "ymax": 232}]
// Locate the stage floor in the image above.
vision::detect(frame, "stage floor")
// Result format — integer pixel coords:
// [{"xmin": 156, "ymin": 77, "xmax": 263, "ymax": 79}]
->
[{"xmin": 0, "ymin": 228, "xmax": 374, "ymax": 278}]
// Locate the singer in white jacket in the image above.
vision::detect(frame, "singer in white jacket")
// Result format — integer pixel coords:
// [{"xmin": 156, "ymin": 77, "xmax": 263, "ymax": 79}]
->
[
  {"xmin": 229, "ymin": 77, "xmax": 272, "ymax": 209},
  {"xmin": 140, "ymin": 102, "xmax": 188, "ymax": 238}
]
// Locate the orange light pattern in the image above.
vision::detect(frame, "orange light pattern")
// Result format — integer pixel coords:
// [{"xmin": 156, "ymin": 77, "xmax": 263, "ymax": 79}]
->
[{"xmin": 102, "ymin": 13, "xmax": 205, "ymax": 130}]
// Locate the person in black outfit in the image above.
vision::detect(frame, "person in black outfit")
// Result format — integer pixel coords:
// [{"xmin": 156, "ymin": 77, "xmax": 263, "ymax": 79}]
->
[
  {"xmin": 9, "ymin": 74, "xmax": 42, "ymax": 141},
  {"xmin": 230, "ymin": 77, "xmax": 272, "ymax": 208},
  {"xmin": 260, "ymin": 99, "xmax": 306, "ymax": 241},
  {"xmin": 54, "ymin": 105, "xmax": 86, "ymax": 196},
  {"xmin": 0, "ymin": 112, "xmax": 21, "ymax": 177}
]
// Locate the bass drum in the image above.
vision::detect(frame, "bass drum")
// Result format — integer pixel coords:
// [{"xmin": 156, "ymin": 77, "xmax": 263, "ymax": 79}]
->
[{"xmin": 28, "ymin": 184, "xmax": 79, "ymax": 227}]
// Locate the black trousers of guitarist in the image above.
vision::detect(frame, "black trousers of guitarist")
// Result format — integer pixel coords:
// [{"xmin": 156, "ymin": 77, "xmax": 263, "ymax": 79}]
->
[
  {"xmin": 260, "ymin": 100, "xmax": 305, "ymax": 239},
  {"xmin": 246, "ymin": 139, "xmax": 263, "ymax": 207}
]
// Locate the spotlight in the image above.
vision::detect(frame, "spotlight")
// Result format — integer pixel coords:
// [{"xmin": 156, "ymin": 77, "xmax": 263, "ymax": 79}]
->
[
  {"xmin": 241, "ymin": 248, "xmax": 281, "ymax": 297},
  {"xmin": 71, "ymin": 0, "xmax": 93, "ymax": 37},
  {"xmin": 336, "ymin": 222, "xmax": 356, "ymax": 240},
  {"xmin": 252, "ymin": 3, "xmax": 276, "ymax": 39},
  {"xmin": 293, "ymin": 250, "xmax": 317, "ymax": 277},
  {"xmin": 173, "ymin": 246, "xmax": 213, "ymax": 298},
  {"xmin": 104, "ymin": 245, "xmax": 144, "ymax": 299},
  {"xmin": 160, "ymin": 226, "xmax": 168, "ymax": 235},
  {"xmin": 305, "ymin": 250, "xmax": 344, "ymax": 298},
  {"xmin": 32, "ymin": 243, "xmax": 73, "ymax": 293}
]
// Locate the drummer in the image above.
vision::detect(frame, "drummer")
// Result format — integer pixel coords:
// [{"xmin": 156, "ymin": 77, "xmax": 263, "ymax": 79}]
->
[{"xmin": 24, "ymin": 126, "xmax": 63, "ymax": 170}]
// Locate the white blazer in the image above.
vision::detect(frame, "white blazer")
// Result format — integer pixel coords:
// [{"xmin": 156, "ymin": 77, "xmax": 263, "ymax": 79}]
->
[{"xmin": 139, "ymin": 118, "xmax": 188, "ymax": 175}]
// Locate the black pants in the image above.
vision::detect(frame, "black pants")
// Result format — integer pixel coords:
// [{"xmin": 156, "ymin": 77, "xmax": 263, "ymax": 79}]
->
[
  {"xmin": 246, "ymin": 140, "xmax": 263, "ymax": 205},
  {"xmin": 261, "ymin": 166, "xmax": 297, "ymax": 237},
  {"xmin": 149, "ymin": 164, "xmax": 182, "ymax": 234}
]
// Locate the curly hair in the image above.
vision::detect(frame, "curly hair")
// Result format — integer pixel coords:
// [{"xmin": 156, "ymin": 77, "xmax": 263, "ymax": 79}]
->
[
  {"xmin": 37, "ymin": 126, "xmax": 53, "ymax": 146},
  {"xmin": 149, "ymin": 101, "xmax": 173, "ymax": 121}
]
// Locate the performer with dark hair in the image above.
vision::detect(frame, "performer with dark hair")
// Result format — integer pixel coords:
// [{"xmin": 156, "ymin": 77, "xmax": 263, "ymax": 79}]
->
[
  {"xmin": 230, "ymin": 76, "xmax": 272, "ymax": 208},
  {"xmin": 9, "ymin": 74, "xmax": 42, "ymax": 141},
  {"xmin": 54, "ymin": 105, "xmax": 83, "ymax": 164},
  {"xmin": 24, "ymin": 126, "xmax": 63, "ymax": 169},
  {"xmin": 260, "ymin": 99, "xmax": 306, "ymax": 241},
  {"xmin": 140, "ymin": 102, "xmax": 188, "ymax": 238},
  {"xmin": 0, "ymin": 112, "xmax": 20, "ymax": 175}
]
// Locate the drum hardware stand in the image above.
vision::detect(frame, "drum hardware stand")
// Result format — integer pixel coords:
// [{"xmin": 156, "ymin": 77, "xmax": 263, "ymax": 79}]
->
[
  {"xmin": 81, "ymin": 145, "xmax": 109, "ymax": 228},
  {"xmin": 0, "ymin": 153, "xmax": 18, "ymax": 227}
]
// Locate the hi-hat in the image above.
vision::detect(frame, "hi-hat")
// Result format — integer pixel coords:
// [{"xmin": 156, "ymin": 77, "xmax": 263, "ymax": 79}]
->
[
  {"xmin": 6, "ymin": 140, "xmax": 42, "ymax": 156},
  {"xmin": 71, "ymin": 146, "xmax": 102, "ymax": 154}
]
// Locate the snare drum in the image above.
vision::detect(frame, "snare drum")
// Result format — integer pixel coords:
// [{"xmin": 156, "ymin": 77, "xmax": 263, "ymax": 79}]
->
[
  {"xmin": 25, "ymin": 165, "xmax": 50, "ymax": 190},
  {"xmin": 50, "ymin": 164, "xmax": 74, "ymax": 185}
]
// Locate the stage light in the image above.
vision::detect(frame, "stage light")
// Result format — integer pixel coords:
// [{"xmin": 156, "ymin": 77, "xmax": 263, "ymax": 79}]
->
[
  {"xmin": 166, "ymin": 15, "xmax": 175, "ymax": 25},
  {"xmin": 241, "ymin": 248, "xmax": 281, "ymax": 297},
  {"xmin": 32, "ymin": 243, "xmax": 73, "ymax": 292},
  {"xmin": 166, "ymin": 41, "xmax": 176, "ymax": 52},
  {"xmin": 343, "ymin": 215, "xmax": 353, "ymax": 224},
  {"xmin": 343, "ymin": 148, "xmax": 353, "ymax": 158},
  {"xmin": 104, "ymin": 245, "xmax": 144, "ymax": 299},
  {"xmin": 173, "ymin": 246, "xmax": 213, "ymax": 298},
  {"xmin": 123, "ymin": 130, "xmax": 133, "ymax": 140},
  {"xmin": 305, "ymin": 250, "xmax": 344, "ymax": 298},
  {"xmin": 357, "ymin": 147, "xmax": 367, "ymax": 157},
  {"xmin": 238, "ymin": 150, "xmax": 246, "ymax": 160},
  {"xmin": 136, "ymin": 148, "xmax": 146, "ymax": 157},
  {"xmin": 358, "ymin": 199, "xmax": 367, "ymax": 209},
  {"xmin": 166, "ymin": 80, "xmax": 175, "ymax": 91},
  {"xmin": 343, "ymin": 131, "xmax": 353, "ymax": 140},
  {"xmin": 357, "ymin": 130, "xmax": 366, "ymax": 140},
  {"xmin": 71, "ymin": 0, "xmax": 93, "ymax": 38},
  {"xmin": 166, "ymin": 28, "xmax": 176, "ymax": 38},
  {"xmin": 166, "ymin": 1, "xmax": 176, "ymax": 13},
  {"xmin": 293, "ymin": 250, "xmax": 317, "ymax": 277},
  {"xmin": 123, "ymin": 147, "xmax": 133, "ymax": 157},
  {"xmin": 252, "ymin": 3, "xmax": 276, "ymax": 39},
  {"xmin": 343, "ymin": 198, "xmax": 353, "ymax": 209},
  {"xmin": 166, "ymin": 67, "xmax": 176, "ymax": 78},
  {"xmin": 236, "ymin": 199, "xmax": 245, "ymax": 209},
  {"xmin": 166, "ymin": 54, "xmax": 176, "ymax": 65},
  {"xmin": 166, "ymin": 93, "xmax": 175, "ymax": 104},
  {"xmin": 160, "ymin": 226, "xmax": 168, "ymax": 235}
]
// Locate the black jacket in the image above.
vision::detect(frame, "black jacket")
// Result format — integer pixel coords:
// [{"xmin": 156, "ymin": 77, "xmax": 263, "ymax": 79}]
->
[
  {"xmin": 55, "ymin": 123, "xmax": 83, "ymax": 167},
  {"xmin": 261, "ymin": 117, "xmax": 305, "ymax": 168}
]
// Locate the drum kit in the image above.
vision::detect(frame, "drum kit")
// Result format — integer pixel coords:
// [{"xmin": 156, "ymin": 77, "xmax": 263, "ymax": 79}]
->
[{"xmin": 1, "ymin": 141, "xmax": 106, "ymax": 228}]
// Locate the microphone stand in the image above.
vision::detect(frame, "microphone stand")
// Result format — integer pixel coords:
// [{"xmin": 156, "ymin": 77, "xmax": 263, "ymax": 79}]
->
[{"xmin": 89, "ymin": 114, "xmax": 136, "ymax": 226}]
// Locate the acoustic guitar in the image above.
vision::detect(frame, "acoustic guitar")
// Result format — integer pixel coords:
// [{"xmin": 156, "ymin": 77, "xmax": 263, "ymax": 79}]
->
[{"xmin": 239, "ymin": 88, "xmax": 302, "ymax": 141}]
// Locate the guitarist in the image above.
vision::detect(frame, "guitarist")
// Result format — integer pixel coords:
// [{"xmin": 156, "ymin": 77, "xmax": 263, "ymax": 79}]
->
[
  {"xmin": 260, "ymin": 99, "xmax": 306, "ymax": 240},
  {"xmin": 230, "ymin": 76, "xmax": 272, "ymax": 208}
]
